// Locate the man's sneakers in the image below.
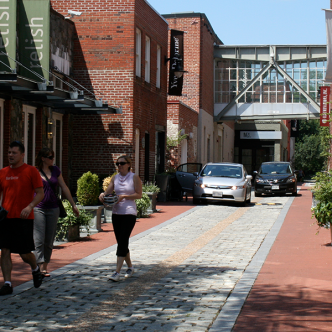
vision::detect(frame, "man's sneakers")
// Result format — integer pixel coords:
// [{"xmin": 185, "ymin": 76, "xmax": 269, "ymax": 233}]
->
[
  {"xmin": 109, "ymin": 271, "xmax": 120, "ymax": 282},
  {"xmin": 0, "ymin": 283, "xmax": 13, "ymax": 296},
  {"xmin": 32, "ymin": 267, "xmax": 43, "ymax": 288},
  {"xmin": 124, "ymin": 267, "xmax": 134, "ymax": 278}
]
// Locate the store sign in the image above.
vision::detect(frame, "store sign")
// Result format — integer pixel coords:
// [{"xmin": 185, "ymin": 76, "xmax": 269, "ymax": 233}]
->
[
  {"xmin": 320, "ymin": 86, "xmax": 330, "ymax": 127},
  {"xmin": 0, "ymin": 0, "xmax": 16, "ymax": 72},
  {"xmin": 18, "ymin": 0, "xmax": 50, "ymax": 81},
  {"xmin": 168, "ymin": 29, "xmax": 184, "ymax": 96},
  {"xmin": 240, "ymin": 131, "xmax": 282, "ymax": 140}
]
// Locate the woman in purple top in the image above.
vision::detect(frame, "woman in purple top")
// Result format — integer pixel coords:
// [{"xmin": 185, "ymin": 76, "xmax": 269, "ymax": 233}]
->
[
  {"xmin": 99, "ymin": 155, "xmax": 142, "ymax": 282},
  {"xmin": 33, "ymin": 148, "xmax": 79, "ymax": 277}
]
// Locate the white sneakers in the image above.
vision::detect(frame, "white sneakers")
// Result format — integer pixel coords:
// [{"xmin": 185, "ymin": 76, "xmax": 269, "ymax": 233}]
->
[
  {"xmin": 109, "ymin": 272, "xmax": 120, "ymax": 282},
  {"xmin": 109, "ymin": 267, "xmax": 134, "ymax": 282},
  {"xmin": 124, "ymin": 267, "xmax": 134, "ymax": 278}
]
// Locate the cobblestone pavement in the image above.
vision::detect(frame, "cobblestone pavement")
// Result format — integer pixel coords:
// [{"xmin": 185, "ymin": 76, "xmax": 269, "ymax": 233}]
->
[{"xmin": 0, "ymin": 194, "xmax": 293, "ymax": 332}]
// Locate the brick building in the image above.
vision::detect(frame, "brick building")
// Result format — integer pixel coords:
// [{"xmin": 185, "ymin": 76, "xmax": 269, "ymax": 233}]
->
[
  {"xmin": 162, "ymin": 13, "xmax": 224, "ymax": 167},
  {"xmin": 0, "ymin": 0, "xmax": 168, "ymax": 193},
  {"xmin": 51, "ymin": 0, "xmax": 168, "ymax": 186}
]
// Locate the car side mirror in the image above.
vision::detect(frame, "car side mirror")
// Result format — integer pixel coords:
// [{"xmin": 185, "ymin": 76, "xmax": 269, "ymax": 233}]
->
[
  {"xmin": 193, "ymin": 172, "xmax": 198, "ymax": 177},
  {"xmin": 294, "ymin": 170, "xmax": 299, "ymax": 174},
  {"xmin": 253, "ymin": 171, "xmax": 258, "ymax": 175},
  {"xmin": 246, "ymin": 175, "xmax": 253, "ymax": 180}
]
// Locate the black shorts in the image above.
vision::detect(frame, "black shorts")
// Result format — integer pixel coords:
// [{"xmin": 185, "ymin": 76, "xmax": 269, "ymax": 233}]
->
[{"xmin": 0, "ymin": 218, "xmax": 35, "ymax": 254}]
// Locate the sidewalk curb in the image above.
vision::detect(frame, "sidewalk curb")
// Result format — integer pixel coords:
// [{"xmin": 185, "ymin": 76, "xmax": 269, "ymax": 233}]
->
[
  {"xmin": 210, "ymin": 197, "xmax": 294, "ymax": 332},
  {"xmin": 11, "ymin": 206, "xmax": 201, "ymax": 296}
]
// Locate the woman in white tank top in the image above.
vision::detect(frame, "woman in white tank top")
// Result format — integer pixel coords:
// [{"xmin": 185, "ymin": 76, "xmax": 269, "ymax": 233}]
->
[{"xmin": 99, "ymin": 155, "xmax": 142, "ymax": 282}]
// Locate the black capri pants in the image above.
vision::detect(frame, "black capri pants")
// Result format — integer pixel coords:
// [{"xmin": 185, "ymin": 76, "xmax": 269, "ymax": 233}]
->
[{"xmin": 112, "ymin": 214, "xmax": 136, "ymax": 257}]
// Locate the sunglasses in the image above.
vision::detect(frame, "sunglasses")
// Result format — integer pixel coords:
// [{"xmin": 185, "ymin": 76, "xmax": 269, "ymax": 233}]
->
[
  {"xmin": 45, "ymin": 155, "xmax": 54, "ymax": 160},
  {"xmin": 116, "ymin": 162, "xmax": 127, "ymax": 166}
]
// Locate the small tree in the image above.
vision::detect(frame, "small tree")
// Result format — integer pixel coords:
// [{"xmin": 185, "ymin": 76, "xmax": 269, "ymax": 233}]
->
[
  {"xmin": 165, "ymin": 131, "xmax": 188, "ymax": 172},
  {"xmin": 77, "ymin": 171, "xmax": 100, "ymax": 206}
]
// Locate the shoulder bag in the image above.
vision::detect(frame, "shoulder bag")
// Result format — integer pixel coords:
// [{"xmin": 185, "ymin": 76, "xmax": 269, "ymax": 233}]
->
[{"xmin": 40, "ymin": 169, "xmax": 67, "ymax": 218}]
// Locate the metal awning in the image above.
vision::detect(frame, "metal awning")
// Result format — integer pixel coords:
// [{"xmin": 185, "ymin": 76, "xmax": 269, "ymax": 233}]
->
[{"xmin": 0, "ymin": 73, "xmax": 122, "ymax": 115}]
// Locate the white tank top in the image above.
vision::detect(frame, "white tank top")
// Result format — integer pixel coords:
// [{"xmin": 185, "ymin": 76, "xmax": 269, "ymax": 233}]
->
[{"xmin": 112, "ymin": 171, "xmax": 137, "ymax": 215}]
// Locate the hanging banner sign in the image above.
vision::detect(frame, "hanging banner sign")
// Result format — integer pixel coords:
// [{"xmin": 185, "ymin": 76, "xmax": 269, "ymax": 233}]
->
[
  {"xmin": 18, "ymin": 0, "xmax": 50, "ymax": 81},
  {"xmin": 320, "ymin": 86, "xmax": 330, "ymax": 127},
  {"xmin": 168, "ymin": 29, "xmax": 184, "ymax": 96},
  {"xmin": 324, "ymin": 9, "xmax": 332, "ymax": 82},
  {"xmin": 0, "ymin": 0, "xmax": 16, "ymax": 72}
]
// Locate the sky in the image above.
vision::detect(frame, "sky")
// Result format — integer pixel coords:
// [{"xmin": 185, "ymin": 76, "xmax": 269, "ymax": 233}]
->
[{"xmin": 147, "ymin": 0, "xmax": 329, "ymax": 45}]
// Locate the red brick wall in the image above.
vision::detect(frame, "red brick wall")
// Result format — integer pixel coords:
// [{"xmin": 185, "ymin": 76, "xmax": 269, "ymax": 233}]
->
[
  {"xmin": 165, "ymin": 15, "xmax": 216, "ymax": 116},
  {"xmin": 167, "ymin": 101, "xmax": 198, "ymax": 168},
  {"xmin": 51, "ymin": 0, "xmax": 168, "ymax": 185}
]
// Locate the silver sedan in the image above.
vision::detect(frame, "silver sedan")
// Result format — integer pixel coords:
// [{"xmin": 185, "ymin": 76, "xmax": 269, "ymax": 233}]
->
[{"xmin": 193, "ymin": 163, "xmax": 252, "ymax": 205}]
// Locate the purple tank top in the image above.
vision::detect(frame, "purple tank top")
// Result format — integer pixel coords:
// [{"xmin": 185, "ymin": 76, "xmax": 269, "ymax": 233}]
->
[
  {"xmin": 112, "ymin": 171, "xmax": 137, "ymax": 215},
  {"xmin": 36, "ymin": 166, "xmax": 61, "ymax": 209}
]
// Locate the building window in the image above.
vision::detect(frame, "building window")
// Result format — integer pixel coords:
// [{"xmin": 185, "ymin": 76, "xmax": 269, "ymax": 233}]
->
[
  {"xmin": 156, "ymin": 45, "xmax": 161, "ymax": 88},
  {"xmin": 22, "ymin": 105, "xmax": 36, "ymax": 166},
  {"xmin": 145, "ymin": 36, "xmax": 150, "ymax": 83},
  {"xmin": 136, "ymin": 28, "xmax": 142, "ymax": 77},
  {"xmin": 0, "ymin": 99, "xmax": 4, "ymax": 168}
]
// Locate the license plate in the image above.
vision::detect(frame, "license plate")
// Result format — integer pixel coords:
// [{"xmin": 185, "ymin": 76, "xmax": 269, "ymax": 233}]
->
[
  {"xmin": 212, "ymin": 191, "xmax": 223, "ymax": 197},
  {"xmin": 272, "ymin": 185, "xmax": 279, "ymax": 190}
]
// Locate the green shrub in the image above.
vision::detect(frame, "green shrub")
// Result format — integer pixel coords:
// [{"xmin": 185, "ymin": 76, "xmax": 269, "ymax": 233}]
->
[
  {"xmin": 142, "ymin": 181, "xmax": 160, "ymax": 194},
  {"xmin": 77, "ymin": 171, "xmax": 100, "ymax": 206},
  {"xmin": 135, "ymin": 192, "xmax": 151, "ymax": 218},
  {"xmin": 56, "ymin": 200, "xmax": 93, "ymax": 240},
  {"xmin": 312, "ymin": 170, "xmax": 332, "ymax": 229}
]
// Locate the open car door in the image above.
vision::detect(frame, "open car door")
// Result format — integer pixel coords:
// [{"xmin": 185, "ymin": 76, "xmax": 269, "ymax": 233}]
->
[{"xmin": 176, "ymin": 163, "xmax": 202, "ymax": 193}]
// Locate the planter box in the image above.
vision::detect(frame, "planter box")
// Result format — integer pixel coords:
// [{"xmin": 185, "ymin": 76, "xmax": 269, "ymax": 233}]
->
[
  {"xmin": 56, "ymin": 224, "xmax": 80, "ymax": 242},
  {"xmin": 145, "ymin": 192, "xmax": 158, "ymax": 214},
  {"xmin": 104, "ymin": 206, "xmax": 113, "ymax": 223},
  {"xmin": 78, "ymin": 205, "xmax": 103, "ymax": 234},
  {"xmin": 155, "ymin": 174, "xmax": 171, "ymax": 202}
]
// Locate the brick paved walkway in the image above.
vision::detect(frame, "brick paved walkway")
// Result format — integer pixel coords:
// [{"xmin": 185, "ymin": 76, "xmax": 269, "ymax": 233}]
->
[{"xmin": 1, "ymin": 184, "xmax": 330, "ymax": 331}]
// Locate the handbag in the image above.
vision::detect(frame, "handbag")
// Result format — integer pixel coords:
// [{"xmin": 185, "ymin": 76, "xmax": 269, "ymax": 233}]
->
[
  {"xmin": 40, "ymin": 170, "xmax": 67, "ymax": 218},
  {"xmin": 0, "ymin": 206, "xmax": 8, "ymax": 222}
]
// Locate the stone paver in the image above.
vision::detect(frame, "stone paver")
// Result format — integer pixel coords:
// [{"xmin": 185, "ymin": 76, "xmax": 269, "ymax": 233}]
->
[{"xmin": 0, "ymin": 194, "xmax": 291, "ymax": 331}]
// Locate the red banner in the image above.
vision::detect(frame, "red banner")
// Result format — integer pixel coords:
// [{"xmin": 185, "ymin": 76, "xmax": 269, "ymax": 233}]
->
[{"xmin": 320, "ymin": 86, "xmax": 330, "ymax": 127}]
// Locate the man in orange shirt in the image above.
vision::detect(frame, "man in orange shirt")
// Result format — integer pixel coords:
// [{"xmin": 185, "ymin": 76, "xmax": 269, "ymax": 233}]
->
[{"xmin": 0, "ymin": 141, "xmax": 45, "ymax": 295}]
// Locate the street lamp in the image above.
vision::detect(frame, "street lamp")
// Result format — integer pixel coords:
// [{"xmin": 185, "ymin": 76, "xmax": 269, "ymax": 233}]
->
[{"xmin": 165, "ymin": 56, "xmax": 187, "ymax": 78}]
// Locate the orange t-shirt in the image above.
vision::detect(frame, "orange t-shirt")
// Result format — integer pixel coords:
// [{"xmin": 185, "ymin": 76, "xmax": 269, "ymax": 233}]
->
[{"xmin": 0, "ymin": 164, "xmax": 43, "ymax": 219}]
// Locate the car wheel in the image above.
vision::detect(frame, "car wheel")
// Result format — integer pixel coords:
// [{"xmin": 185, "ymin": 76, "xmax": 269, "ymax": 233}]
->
[
  {"xmin": 246, "ymin": 190, "xmax": 251, "ymax": 203},
  {"xmin": 193, "ymin": 198, "xmax": 200, "ymax": 205},
  {"xmin": 255, "ymin": 192, "xmax": 262, "ymax": 197},
  {"xmin": 292, "ymin": 191, "xmax": 297, "ymax": 196}
]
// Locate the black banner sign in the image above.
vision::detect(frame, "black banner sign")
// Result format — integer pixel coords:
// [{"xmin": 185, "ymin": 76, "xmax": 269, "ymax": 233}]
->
[{"xmin": 168, "ymin": 29, "xmax": 184, "ymax": 96}]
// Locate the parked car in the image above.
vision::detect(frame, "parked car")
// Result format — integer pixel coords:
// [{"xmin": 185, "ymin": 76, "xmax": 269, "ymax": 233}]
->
[
  {"xmin": 254, "ymin": 162, "xmax": 298, "ymax": 197},
  {"xmin": 192, "ymin": 163, "xmax": 252, "ymax": 206}
]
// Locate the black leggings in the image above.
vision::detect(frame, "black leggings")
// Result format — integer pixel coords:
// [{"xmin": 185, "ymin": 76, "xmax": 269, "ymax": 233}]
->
[{"xmin": 112, "ymin": 214, "xmax": 136, "ymax": 257}]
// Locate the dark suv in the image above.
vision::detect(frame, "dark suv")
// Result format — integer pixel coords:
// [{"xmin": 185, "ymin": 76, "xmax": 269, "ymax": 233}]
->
[{"xmin": 254, "ymin": 162, "xmax": 298, "ymax": 197}]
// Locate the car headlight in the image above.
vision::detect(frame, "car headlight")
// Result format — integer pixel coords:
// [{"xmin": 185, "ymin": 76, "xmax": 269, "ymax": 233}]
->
[
  {"xmin": 256, "ymin": 178, "xmax": 264, "ymax": 183},
  {"xmin": 231, "ymin": 185, "xmax": 245, "ymax": 190},
  {"xmin": 194, "ymin": 182, "xmax": 205, "ymax": 188},
  {"xmin": 286, "ymin": 177, "xmax": 296, "ymax": 183}
]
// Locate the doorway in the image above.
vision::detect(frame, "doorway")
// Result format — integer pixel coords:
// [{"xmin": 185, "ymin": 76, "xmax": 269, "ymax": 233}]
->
[{"xmin": 144, "ymin": 132, "xmax": 150, "ymax": 182}]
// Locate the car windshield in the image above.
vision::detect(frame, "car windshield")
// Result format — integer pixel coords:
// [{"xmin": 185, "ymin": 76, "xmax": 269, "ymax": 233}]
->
[
  {"xmin": 201, "ymin": 165, "xmax": 242, "ymax": 178},
  {"xmin": 260, "ymin": 163, "xmax": 292, "ymax": 175}
]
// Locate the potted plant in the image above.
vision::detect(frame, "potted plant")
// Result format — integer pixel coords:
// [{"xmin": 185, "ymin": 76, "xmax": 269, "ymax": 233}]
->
[
  {"xmin": 311, "ymin": 170, "xmax": 332, "ymax": 244},
  {"xmin": 135, "ymin": 193, "xmax": 151, "ymax": 218},
  {"xmin": 76, "ymin": 171, "xmax": 103, "ymax": 233},
  {"xmin": 142, "ymin": 181, "xmax": 160, "ymax": 214},
  {"xmin": 102, "ymin": 172, "xmax": 117, "ymax": 223},
  {"xmin": 56, "ymin": 200, "xmax": 93, "ymax": 241}
]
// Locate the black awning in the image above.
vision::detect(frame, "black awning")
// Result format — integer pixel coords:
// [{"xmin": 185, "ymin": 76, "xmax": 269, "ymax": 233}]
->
[{"xmin": 0, "ymin": 74, "xmax": 122, "ymax": 115}]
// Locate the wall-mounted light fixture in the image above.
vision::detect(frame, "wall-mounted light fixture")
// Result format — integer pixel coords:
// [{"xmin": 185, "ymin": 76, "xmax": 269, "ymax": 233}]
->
[
  {"xmin": 165, "ymin": 55, "xmax": 187, "ymax": 78},
  {"xmin": 47, "ymin": 118, "xmax": 53, "ymax": 139}
]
